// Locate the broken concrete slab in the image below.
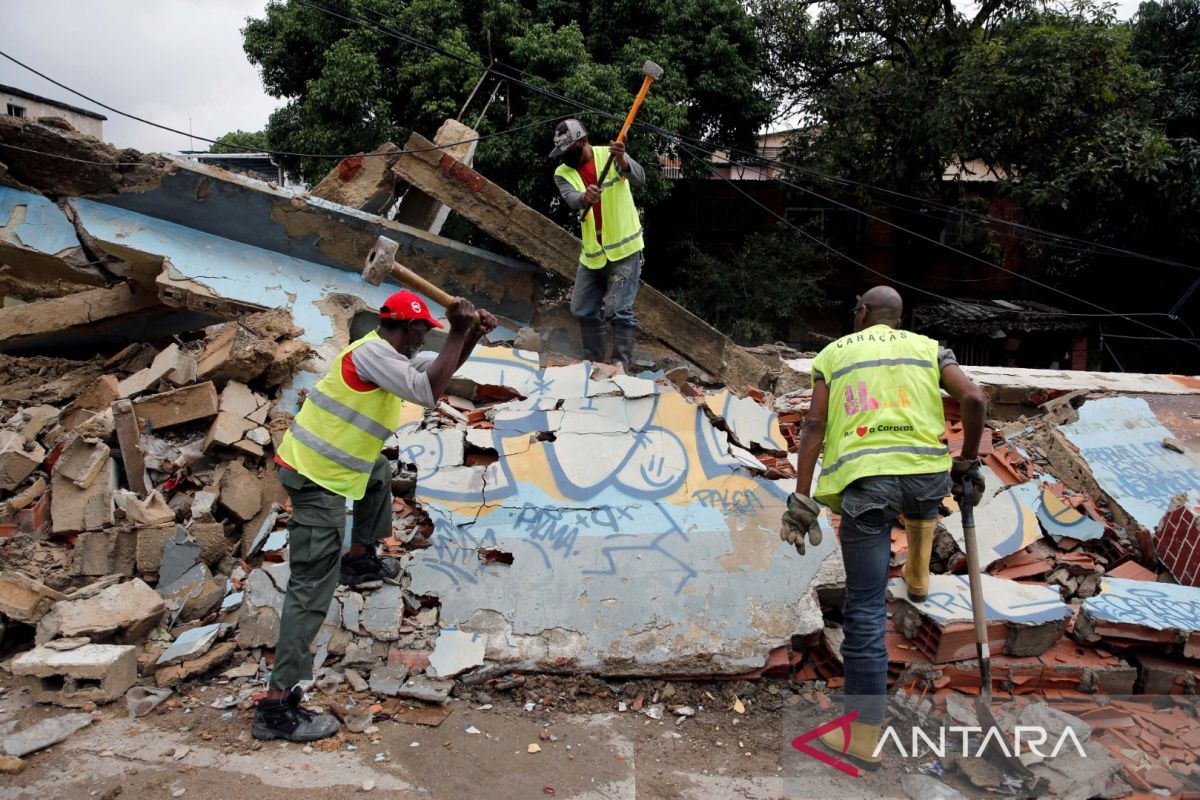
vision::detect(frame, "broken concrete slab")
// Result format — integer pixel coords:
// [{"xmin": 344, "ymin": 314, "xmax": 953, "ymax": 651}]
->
[
  {"xmin": 36, "ymin": 578, "xmax": 164, "ymax": 645},
  {"xmin": 1036, "ymin": 484, "xmax": 1106, "ymax": 543},
  {"xmin": 237, "ymin": 561, "xmax": 289, "ymax": 648},
  {"xmin": 134, "ymin": 523, "xmax": 175, "ymax": 576},
  {"xmin": 0, "ymin": 283, "xmax": 163, "ymax": 348},
  {"xmin": 394, "ymin": 675, "xmax": 454, "ymax": 705},
  {"xmin": 941, "ymin": 471, "xmax": 1041, "ymax": 569},
  {"xmin": 1, "ymin": 713, "xmax": 92, "ymax": 758},
  {"xmin": 189, "ymin": 521, "xmax": 229, "ymax": 566},
  {"xmin": 11, "ymin": 643, "xmax": 137, "ymax": 707},
  {"xmin": 0, "ymin": 430, "xmax": 45, "ymax": 491},
  {"xmin": 156, "ymin": 623, "xmax": 228, "ymax": 667},
  {"xmin": 368, "ymin": 664, "xmax": 410, "ymax": 696},
  {"xmin": 1060, "ymin": 396, "xmax": 1200, "ymax": 530},
  {"xmin": 311, "ymin": 142, "xmax": 402, "ymax": 213},
  {"xmin": 13, "ymin": 404, "xmax": 60, "ymax": 442},
  {"xmin": 361, "ymin": 584, "xmax": 405, "ymax": 642},
  {"xmin": 157, "ymin": 527, "xmax": 201, "ymax": 589},
  {"xmin": 0, "ymin": 571, "xmax": 66, "ymax": 625},
  {"xmin": 1076, "ymin": 577, "xmax": 1200, "ymax": 652},
  {"xmin": 132, "ymin": 381, "xmax": 218, "ymax": 430},
  {"xmin": 428, "ymin": 628, "xmax": 486, "ymax": 678},
  {"xmin": 196, "ymin": 324, "xmax": 275, "ymax": 384},
  {"xmin": 218, "ymin": 460, "xmax": 262, "ymax": 522},
  {"xmin": 59, "ymin": 375, "xmax": 119, "ymax": 431},
  {"xmin": 110, "ymin": 399, "xmax": 148, "ymax": 495},
  {"xmin": 889, "ymin": 575, "xmax": 1072, "ymax": 661},
  {"xmin": 122, "ymin": 490, "xmax": 175, "ymax": 526},
  {"xmin": 154, "ymin": 640, "xmax": 236, "ymax": 688},
  {"xmin": 125, "ymin": 686, "xmax": 171, "ymax": 717},
  {"xmin": 50, "ymin": 457, "xmax": 117, "ymax": 533},
  {"xmin": 52, "ymin": 435, "xmax": 110, "ymax": 490},
  {"xmin": 70, "ymin": 527, "xmax": 136, "ymax": 577},
  {"xmin": 394, "ymin": 120, "xmax": 479, "ymax": 234},
  {"xmin": 117, "ymin": 343, "xmax": 194, "ymax": 397}
]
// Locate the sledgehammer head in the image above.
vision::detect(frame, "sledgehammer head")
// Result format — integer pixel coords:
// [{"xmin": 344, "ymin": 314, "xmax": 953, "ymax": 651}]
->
[
  {"xmin": 642, "ymin": 60, "xmax": 664, "ymax": 81},
  {"xmin": 363, "ymin": 235, "xmax": 399, "ymax": 286}
]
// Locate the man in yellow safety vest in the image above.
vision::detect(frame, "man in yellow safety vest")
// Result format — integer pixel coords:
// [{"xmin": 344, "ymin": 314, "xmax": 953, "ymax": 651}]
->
[
  {"xmin": 551, "ymin": 118, "xmax": 646, "ymax": 369},
  {"xmin": 781, "ymin": 286, "xmax": 986, "ymax": 770},
  {"xmin": 254, "ymin": 290, "xmax": 496, "ymax": 742}
]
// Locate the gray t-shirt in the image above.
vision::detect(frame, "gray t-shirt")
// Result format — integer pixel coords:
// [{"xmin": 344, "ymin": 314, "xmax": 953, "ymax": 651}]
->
[{"xmin": 349, "ymin": 338, "xmax": 436, "ymax": 408}]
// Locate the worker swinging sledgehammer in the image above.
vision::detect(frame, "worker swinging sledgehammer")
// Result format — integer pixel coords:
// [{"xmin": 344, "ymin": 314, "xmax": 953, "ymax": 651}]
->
[
  {"xmin": 780, "ymin": 286, "xmax": 986, "ymax": 770},
  {"xmin": 551, "ymin": 61, "xmax": 662, "ymax": 370},
  {"xmin": 254, "ymin": 289, "xmax": 497, "ymax": 742}
]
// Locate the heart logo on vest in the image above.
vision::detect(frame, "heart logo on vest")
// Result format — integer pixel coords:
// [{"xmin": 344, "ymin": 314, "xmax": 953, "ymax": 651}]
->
[{"xmin": 856, "ymin": 427, "xmax": 869, "ymax": 437}]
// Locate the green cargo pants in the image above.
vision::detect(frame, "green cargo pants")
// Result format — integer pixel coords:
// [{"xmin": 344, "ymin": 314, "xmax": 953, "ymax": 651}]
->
[{"xmin": 270, "ymin": 455, "xmax": 394, "ymax": 690}]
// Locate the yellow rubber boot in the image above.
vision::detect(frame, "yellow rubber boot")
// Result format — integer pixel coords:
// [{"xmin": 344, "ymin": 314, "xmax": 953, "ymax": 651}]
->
[
  {"xmin": 818, "ymin": 720, "xmax": 883, "ymax": 771},
  {"xmin": 903, "ymin": 517, "xmax": 937, "ymax": 602}
]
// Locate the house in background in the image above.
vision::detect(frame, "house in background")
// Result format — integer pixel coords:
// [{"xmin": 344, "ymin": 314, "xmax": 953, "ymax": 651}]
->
[
  {"xmin": 1, "ymin": 84, "xmax": 106, "ymax": 139},
  {"xmin": 176, "ymin": 151, "xmax": 286, "ymax": 186}
]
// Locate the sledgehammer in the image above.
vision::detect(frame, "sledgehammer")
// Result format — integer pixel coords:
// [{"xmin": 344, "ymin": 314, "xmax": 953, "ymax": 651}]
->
[
  {"xmin": 363, "ymin": 235, "xmax": 482, "ymax": 327},
  {"xmin": 579, "ymin": 60, "xmax": 664, "ymax": 222}
]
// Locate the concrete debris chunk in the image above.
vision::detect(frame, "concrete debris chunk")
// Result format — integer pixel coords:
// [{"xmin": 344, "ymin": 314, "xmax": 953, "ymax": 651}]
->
[
  {"xmin": 118, "ymin": 343, "xmax": 194, "ymax": 397},
  {"xmin": 126, "ymin": 686, "xmax": 172, "ymax": 717},
  {"xmin": 132, "ymin": 382, "xmax": 219, "ymax": 430},
  {"xmin": 0, "ymin": 571, "xmax": 66, "ymax": 625},
  {"xmin": 12, "ymin": 643, "xmax": 137, "ymax": 707},
  {"xmin": 368, "ymin": 664, "xmax": 411, "ymax": 696},
  {"xmin": 14, "ymin": 404, "xmax": 61, "ymax": 442},
  {"xmin": 53, "ymin": 435, "xmax": 110, "ymax": 490},
  {"xmin": 122, "ymin": 490, "xmax": 175, "ymax": 526},
  {"xmin": 156, "ymin": 623, "xmax": 228, "ymax": 667},
  {"xmin": 37, "ymin": 578, "xmax": 165, "ymax": 645},
  {"xmin": 155, "ymin": 641, "xmax": 237, "ymax": 688},
  {"xmin": 1, "ymin": 713, "xmax": 92, "ymax": 758},
  {"xmin": 70, "ymin": 527, "xmax": 136, "ymax": 578},
  {"xmin": 196, "ymin": 325, "xmax": 275, "ymax": 384},
  {"xmin": 395, "ymin": 675, "xmax": 455, "ymax": 705},
  {"xmin": 60, "ymin": 376, "xmax": 119, "ymax": 431},
  {"xmin": 50, "ymin": 458, "xmax": 117, "ymax": 533},
  {"xmin": 219, "ymin": 460, "xmax": 262, "ymax": 522},
  {"xmin": 134, "ymin": 523, "xmax": 176, "ymax": 576},
  {"xmin": 158, "ymin": 527, "xmax": 201, "ymax": 589},
  {"xmin": 0, "ymin": 755, "xmax": 24, "ymax": 774},
  {"xmin": 0, "ymin": 430, "xmax": 45, "ymax": 491}
]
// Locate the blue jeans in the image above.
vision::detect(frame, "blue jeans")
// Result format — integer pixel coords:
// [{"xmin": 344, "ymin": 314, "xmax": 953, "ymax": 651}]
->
[
  {"xmin": 570, "ymin": 251, "xmax": 642, "ymax": 326},
  {"xmin": 837, "ymin": 471, "xmax": 949, "ymax": 723}
]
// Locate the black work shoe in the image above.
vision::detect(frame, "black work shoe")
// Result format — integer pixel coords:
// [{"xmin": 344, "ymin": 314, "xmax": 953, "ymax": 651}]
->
[
  {"xmin": 252, "ymin": 687, "xmax": 340, "ymax": 742},
  {"xmin": 339, "ymin": 550, "xmax": 401, "ymax": 586}
]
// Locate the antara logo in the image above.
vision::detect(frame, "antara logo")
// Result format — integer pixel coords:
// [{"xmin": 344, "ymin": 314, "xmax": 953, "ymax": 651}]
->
[{"xmin": 792, "ymin": 711, "xmax": 1088, "ymax": 777}]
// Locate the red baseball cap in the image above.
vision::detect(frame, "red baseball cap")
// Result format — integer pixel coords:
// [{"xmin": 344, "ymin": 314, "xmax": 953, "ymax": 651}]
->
[{"xmin": 380, "ymin": 290, "xmax": 444, "ymax": 328}]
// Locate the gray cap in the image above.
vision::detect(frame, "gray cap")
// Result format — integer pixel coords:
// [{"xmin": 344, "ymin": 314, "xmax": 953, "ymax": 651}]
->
[{"xmin": 549, "ymin": 118, "xmax": 588, "ymax": 159}]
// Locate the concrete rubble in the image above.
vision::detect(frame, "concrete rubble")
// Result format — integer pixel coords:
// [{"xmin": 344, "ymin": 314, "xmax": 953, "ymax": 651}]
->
[{"xmin": 0, "ymin": 113, "xmax": 1197, "ymax": 794}]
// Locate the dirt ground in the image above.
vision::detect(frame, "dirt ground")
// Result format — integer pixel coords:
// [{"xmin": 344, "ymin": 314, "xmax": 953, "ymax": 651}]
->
[{"xmin": 0, "ymin": 674, "xmax": 930, "ymax": 800}]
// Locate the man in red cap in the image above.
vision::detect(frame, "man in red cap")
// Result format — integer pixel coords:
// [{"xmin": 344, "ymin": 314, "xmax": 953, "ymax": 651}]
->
[{"xmin": 257, "ymin": 292, "xmax": 496, "ymax": 742}]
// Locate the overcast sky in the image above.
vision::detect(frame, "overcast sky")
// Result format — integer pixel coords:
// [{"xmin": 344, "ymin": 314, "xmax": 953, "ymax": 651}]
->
[{"xmin": 1, "ymin": 0, "xmax": 1148, "ymax": 153}]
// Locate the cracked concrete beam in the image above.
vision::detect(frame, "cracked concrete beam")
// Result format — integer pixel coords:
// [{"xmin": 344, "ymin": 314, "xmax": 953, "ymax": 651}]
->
[
  {"xmin": 0, "ymin": 283, "xmax": 165, "ymax": 346},
  {"xmin": 392, "ymin": 132, "xmax": 772, "ymax": 389}
]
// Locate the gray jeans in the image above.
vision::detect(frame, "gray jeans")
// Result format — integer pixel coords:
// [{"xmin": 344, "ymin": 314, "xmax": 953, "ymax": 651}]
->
[{"xmin": 570, "ymin": 251, "xmax": 642, "ymax": 326}]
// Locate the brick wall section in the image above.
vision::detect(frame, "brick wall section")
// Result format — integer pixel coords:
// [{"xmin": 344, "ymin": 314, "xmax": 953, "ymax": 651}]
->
[{"xmin": 1153, "ymin": 503, "xmax": 1200, "ymax": 588}]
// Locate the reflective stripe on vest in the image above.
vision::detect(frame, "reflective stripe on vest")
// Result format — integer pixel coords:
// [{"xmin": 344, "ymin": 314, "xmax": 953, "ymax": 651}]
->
[
  {"xmin": 555, "ymin": 146, "xmax": 645, "ymax": 269},
  {"xmin": 812, "ymin": 325, "xmax": 950, "ymax": 511},
  {"xmin": 276, "ymin": 331, "xmax": 404, "ymax": 500}
]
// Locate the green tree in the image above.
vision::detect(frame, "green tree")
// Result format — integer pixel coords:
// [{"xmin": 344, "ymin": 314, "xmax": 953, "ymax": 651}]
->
[
  {"xmin": 668, "ymin": 229, "xmax": 832, "ymax": 344},
  {"xmin": 210, "ymin": 129, "xmax": 270, "ymax": 153},
  {"xmin": 241, "ymin": 0, "xmax": 772, "ymax": 214}
]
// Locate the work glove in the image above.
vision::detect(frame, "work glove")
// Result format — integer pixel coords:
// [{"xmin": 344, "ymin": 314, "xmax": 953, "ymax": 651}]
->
[
  {"xmin": 780, "ymin": 493, "xmax": 822, "ymax": 555},
  {"xmin": 951, "ymin": 458, "xmax": 985, "ymax": 507}
]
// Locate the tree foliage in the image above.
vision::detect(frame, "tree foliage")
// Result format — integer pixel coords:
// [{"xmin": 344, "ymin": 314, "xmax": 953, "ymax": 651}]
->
[
  {"xmin": 241, "ymin": 0, "xmax": 772, "ymax": 213},
  {"xmin": 668, "ymin": 229, "xmax": 833, "ymax": 344},
  {"xmin": 210, "ymin": 129, "xmax": 270, "ymax": 153}
]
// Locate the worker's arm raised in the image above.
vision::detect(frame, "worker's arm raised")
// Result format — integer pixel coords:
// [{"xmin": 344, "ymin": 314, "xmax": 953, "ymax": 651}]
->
[{"xmin": 423, "ymin": 299, "xmax": 479, "ymax": 398}]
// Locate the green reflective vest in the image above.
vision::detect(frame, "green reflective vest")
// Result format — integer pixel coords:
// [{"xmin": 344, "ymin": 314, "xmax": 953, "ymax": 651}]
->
[
  {"xmin": 812, "ymin": 324, "xmax": 950, "ymax": 511},
  {"xmin": 276, "ymin": 331, "xmax": 404, "ymax": 500},
  {"xmin": 555, "ymin": 145, "xmax": 645, "ymax": 269}
]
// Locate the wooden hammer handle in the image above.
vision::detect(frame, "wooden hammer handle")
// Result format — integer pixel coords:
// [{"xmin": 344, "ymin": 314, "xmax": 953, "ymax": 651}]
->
[{"xmin": 388, "ymin": 263, "xmax": 481, "ymax": 324}]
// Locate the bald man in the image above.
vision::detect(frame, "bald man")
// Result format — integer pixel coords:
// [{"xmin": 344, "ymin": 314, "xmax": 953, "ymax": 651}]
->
[{"xmin": 781, "ymin": 286, "xmax": 986, "ymax": 770}]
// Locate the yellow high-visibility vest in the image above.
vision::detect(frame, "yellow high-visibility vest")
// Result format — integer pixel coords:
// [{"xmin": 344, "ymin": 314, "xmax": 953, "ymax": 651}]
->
[
  {"xmin": 812, "ymin": 325, "xmax": 950, "ymax": 510},
  {"xmin": 555, "ymin": 145, "xmax": 644, "ymax": 269},
  {"xmin": 276, "ymin": 331, "xmax": 403, "ymax": 500}
]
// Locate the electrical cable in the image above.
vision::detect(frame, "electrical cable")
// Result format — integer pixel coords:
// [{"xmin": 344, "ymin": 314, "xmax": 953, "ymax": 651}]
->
[
  {"xmin": 0, "ymin": 49, "xmax": 579, "ymax": 161},
  {"xmin": 698, "ymin": 148, "xmax": 1198, "ymax": 339},
  {"xmin": 676, "ymin": 140, "xmax": 1200, "ymax": 350}
]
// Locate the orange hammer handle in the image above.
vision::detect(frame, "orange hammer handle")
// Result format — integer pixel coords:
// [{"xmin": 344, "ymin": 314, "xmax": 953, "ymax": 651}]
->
[{"xmin": 617, "ymin": 74, "xmax": 656, "ymax": 143}]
